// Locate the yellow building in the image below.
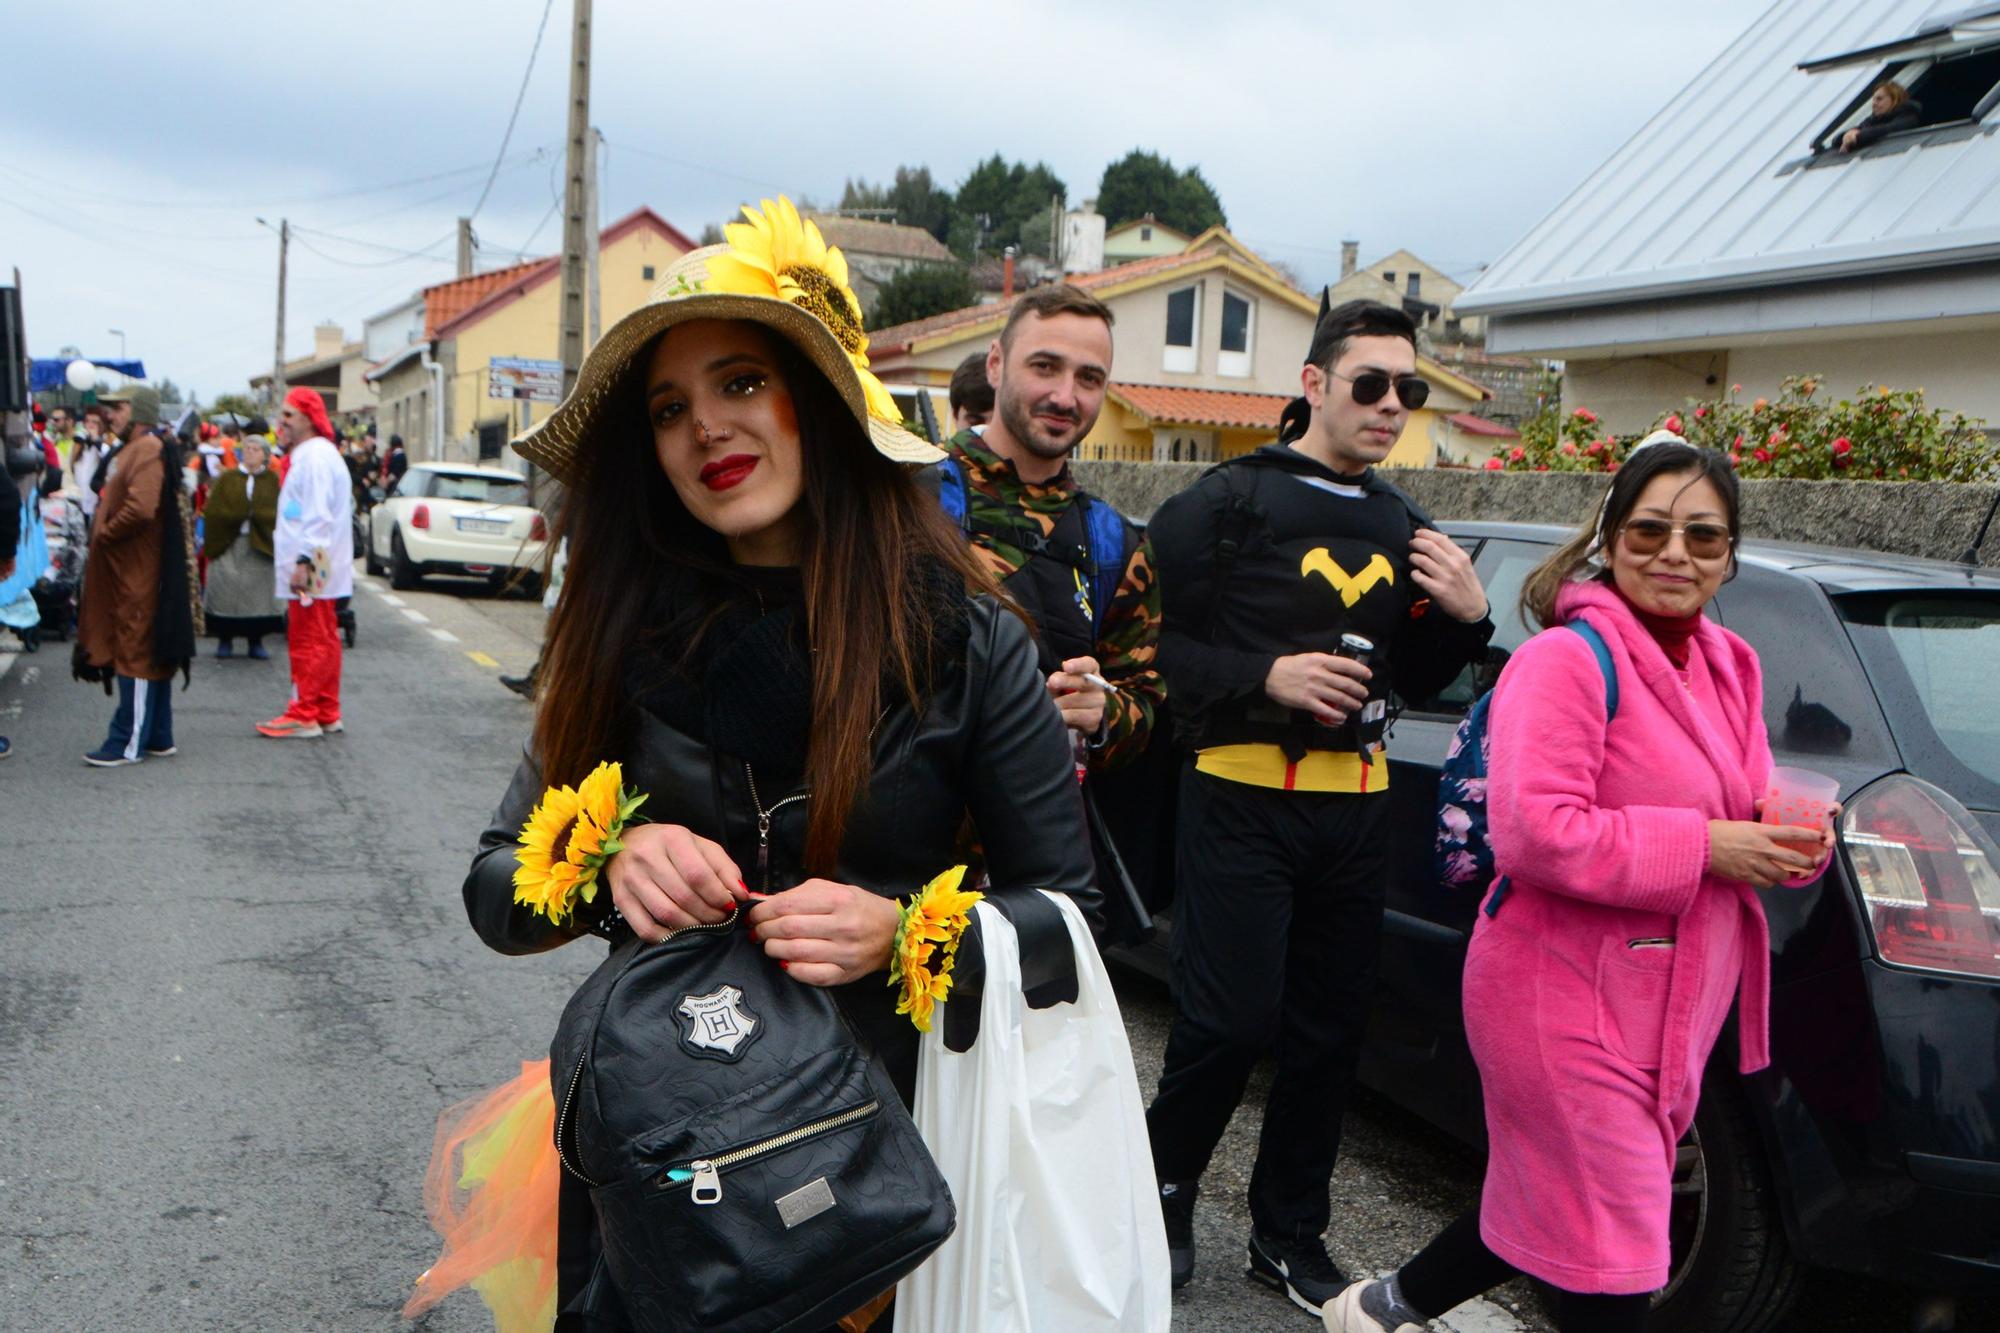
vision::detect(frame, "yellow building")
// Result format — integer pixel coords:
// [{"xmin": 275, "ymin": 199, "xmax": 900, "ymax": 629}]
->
[
  {"xmin": 366, "ymin": 207, "xmax": 696, "ymax": 465},
  {"xmin": 868, "ymin": 227, "xmax": 1490, "ymax": 466},
  {"xmin": 250, "ymin": 321, "xmax": 379, "ymax": 422}
]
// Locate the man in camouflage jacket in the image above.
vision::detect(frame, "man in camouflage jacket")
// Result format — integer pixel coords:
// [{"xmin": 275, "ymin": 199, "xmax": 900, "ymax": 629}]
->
[{"xmin": 938, "ymin": 284, "xmax": 1163, "ymax": 771}]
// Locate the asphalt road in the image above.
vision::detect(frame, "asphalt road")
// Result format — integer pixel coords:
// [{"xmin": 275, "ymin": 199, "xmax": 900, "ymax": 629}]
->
[{"xmin": 0, "ymin": 566, "xmax": 1982, "ymax": 1332}]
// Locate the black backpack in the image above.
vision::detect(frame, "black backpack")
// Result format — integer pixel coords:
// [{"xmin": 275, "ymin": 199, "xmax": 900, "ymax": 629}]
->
[{"xmin": 551, "ymin": 914, "xmax": 954, "ymax": 1331}]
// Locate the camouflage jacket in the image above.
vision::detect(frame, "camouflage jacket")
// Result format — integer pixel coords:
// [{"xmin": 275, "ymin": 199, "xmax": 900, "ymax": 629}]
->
[{"xmin": 943, "ymin": 430, "xmax": 1164, "ymax": 770}]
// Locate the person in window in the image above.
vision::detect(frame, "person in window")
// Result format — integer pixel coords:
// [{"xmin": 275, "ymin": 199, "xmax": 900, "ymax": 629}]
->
[
  {"xmin": 1327, "ymin": 437, "xmax": 1837, "ymax": 1333},
  {"xmin": 1841, "ymin": 80, "xmax": 1920, "ymax": 151},
  {"xmin": 412, "ymin": 202, "xmax": 1102, "ymax": 1331}
]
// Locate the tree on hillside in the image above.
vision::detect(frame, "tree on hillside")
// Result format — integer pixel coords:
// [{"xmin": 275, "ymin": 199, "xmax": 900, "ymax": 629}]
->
[
  {"xmin": 698, "ymin": 222, "xmax": 726, "ymax": 246},
  {"xmin": 209, "ymin": 392, "xmax": 259, "ymax": 419},
  {"xmin": 868, "ymin": 262, "xmax": 977, "ymax": 331},
  {"xmin": 836, "ymin": 167, "xmax": 955, "ymax": 241},
  {"xmin": 1097, "ymin": 149, "xmax": 1227, "ymax": 235},
  {"xmin": 950, "ymin": 154, "xmax": 1065, "ymax": 259}
]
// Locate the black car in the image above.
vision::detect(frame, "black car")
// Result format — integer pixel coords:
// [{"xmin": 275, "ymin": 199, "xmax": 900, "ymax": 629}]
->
[{"xmin": 1115, "ymin": 523, "xmax": 2000, "ymax": 1333}]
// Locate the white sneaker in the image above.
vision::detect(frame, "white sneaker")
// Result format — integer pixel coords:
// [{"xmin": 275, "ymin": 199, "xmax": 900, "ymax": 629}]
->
[{"xmin": 1325, "ymin": 1280, "xmax": 1426, "ymax": 1333}]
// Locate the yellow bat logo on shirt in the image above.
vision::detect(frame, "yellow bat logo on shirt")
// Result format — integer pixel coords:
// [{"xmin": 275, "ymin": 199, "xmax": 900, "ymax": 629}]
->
[{"xmin": 1301, "ymin": 549, "xmax": 1394, "ymax": 607}]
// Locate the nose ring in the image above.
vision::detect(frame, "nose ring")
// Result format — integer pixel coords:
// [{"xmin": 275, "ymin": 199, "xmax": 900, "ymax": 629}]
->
[{"xmin": 693, "ymin": 418, "xmax": 712, "ymax": 444}]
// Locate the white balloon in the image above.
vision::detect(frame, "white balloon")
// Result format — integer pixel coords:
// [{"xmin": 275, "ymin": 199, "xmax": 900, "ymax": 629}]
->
[{"xmin": 65, "ymin": 358, "xmax": 97, "ymax": 390}]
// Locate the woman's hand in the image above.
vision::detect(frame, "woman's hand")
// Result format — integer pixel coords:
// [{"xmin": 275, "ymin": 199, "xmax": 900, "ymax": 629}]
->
[
  {"xmin": 605, "ymin": 823, "xmax": 745, "ymax": 941},
  {"xmin": 745, "ymin": 880, "xmax": 902, "ymax": 987},
  {"xmin": 1751, "ymin": 798, "xmax": 1843, "ymax": 885},
  {"xmin": 1708, "ymin": 819, "xmax": 1824, "ymax": 886}
]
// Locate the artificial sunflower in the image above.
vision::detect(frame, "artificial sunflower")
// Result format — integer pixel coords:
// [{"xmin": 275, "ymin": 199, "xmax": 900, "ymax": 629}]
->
[
  {"xmin": 512, "ymin": 762, "xmax": 649, "ymax": 926},
  {"xmin": 888, "ymin": 864, "xmax": 983, "ymax": 1032},
  {"xmin": 704, "ymin": 196, "xmax": 906, "ymax": 426}
]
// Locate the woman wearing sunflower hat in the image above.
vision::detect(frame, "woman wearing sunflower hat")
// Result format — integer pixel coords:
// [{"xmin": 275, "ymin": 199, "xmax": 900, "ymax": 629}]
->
[{"xmin": 404, "ymin": 199, "xmax": 1128, "ymax": 1332}]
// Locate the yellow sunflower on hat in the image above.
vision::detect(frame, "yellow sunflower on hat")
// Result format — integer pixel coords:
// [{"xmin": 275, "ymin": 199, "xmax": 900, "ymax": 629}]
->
[{"xmin": 704, "ymin": 197, "xmax": 906, "ymax": 426}]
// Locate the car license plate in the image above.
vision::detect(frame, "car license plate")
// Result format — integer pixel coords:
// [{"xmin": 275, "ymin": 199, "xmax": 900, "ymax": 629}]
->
[{"xmin": 456, "ymin": 517, "xmax": 509, "ymax": 534}]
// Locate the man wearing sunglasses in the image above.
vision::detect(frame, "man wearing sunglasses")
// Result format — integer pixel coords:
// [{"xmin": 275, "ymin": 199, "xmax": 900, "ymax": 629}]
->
[{"xmin": 1144, "ymin": 298, "xmax": 1495, "ymax": 1315}]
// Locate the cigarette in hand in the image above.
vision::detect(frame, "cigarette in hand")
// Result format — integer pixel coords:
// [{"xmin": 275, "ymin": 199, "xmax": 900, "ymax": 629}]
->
[{"xmin": 1082, "ymin": 672, "xmax": 1119, "ymax": 695}]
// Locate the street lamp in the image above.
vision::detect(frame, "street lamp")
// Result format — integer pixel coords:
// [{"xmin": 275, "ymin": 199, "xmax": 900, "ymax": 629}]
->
[{"xmin": 108, "ymin": 328, "xmax": 125, "ymax": 359}]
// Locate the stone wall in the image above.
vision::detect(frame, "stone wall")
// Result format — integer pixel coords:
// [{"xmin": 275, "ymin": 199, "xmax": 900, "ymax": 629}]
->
[{"xmin": 1071, "ymin": 461, "xmax": 2000, "ymax": 569}]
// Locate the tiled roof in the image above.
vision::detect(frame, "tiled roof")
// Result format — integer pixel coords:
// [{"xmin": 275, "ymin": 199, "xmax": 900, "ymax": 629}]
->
[
  {"xmin": 1106, "ymin": 384, "xmax": 1294, "ymax": 430},
  {"xmin": 868, "ymin": 247, "xmax": 1231, "ymax": 355},
  {"xmin": 423, "ymin": 207, "xmax": 701, "ymax": 340},
  {"xmin": 807, "ymin": 215, "xmax": 956, "ymax": 263},
  {"xmin": 422, "ymin": 261, "xmax": 548, "ymax": 339},
  {"xmin": 1447, "ymin": 412, "xmax": 1520, "ymax": 439}
]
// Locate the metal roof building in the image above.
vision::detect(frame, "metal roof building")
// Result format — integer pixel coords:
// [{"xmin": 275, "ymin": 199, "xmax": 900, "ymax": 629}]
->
[{"xmin": 1457, "ymin": 1, "xmax": 2000, "ymax": 432}]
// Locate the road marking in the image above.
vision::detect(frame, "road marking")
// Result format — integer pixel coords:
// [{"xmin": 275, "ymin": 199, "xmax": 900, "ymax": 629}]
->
[
  {"xmin": 466, "ymin": 651, "xmax": 499, "ymax": 668},
  {"xmin": 379, "ymin": 593, "xmax": 406, "ymax": 607},
  {"xmin": 400, "ymin": 608, "xmax": 429, "ymax": 623},
  {"xmin": 430, "ymin": 628, "xmax": 460, "ymax": 643}
]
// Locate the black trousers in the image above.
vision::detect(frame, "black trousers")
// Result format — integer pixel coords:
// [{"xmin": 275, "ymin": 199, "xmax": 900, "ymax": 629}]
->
[
  {"xmin": 1146, "ymin": 765, "xmax": 1391, "ymax": 1239},
  {"xmin": 1400, "ymin": 1207, "xmax": 1654, "ymax": 1332}
]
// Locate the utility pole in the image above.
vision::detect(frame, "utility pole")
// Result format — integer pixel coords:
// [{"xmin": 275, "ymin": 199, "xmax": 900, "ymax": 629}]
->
[
  {"xmin": 585, "ymin": 125, "xmax": 602, "ymax": 347},
  {"xmin": 456, "ymin": 217, "xmax": 475, "ymax": 278},
  {"xmin": 272, "ymin": 217, "xmax": 289, "ymax": 409},
  {"xmin": 556, "ymin": 0, "xmax": 592, "ymax": 398}
]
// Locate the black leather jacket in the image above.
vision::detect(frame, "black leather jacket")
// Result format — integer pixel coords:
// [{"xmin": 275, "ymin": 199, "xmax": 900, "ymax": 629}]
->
[{"xmin": 463, "ymin": 594, "xmax": 1100, "ymax": 1089}]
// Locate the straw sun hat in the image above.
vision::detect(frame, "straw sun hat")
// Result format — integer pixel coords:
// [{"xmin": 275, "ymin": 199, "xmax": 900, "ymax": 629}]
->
[{"xmin": 513, "ymin": 196, "xmax": 943, "ymax": 483}]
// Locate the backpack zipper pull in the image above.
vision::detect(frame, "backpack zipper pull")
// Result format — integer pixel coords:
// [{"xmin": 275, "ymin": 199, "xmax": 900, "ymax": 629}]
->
[
  {"xmin": 688, "ymin": 1159, "xmax": 722, "ymax": 1205},
  {"xmin": 757, "ymin": 811, "xmax": 772, "ymax": 890}
]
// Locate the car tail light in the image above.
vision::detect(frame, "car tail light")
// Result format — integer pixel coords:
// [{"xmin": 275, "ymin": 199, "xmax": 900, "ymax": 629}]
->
[
  {"xmin": 530, "ymin": 513, "xmax": 548, "ymax": 541},
  {"xmin": 411, "ymin": 503, "xmax": 430, "ymax": 530},
  {"xmin": 1843, "ymin": 775, "xmax": 2000, "ymax": 978}
]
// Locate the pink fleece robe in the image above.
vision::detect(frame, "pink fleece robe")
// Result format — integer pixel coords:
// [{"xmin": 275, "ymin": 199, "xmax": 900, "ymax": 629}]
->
[{"xmin": 1465, "ymin": 578, "xmax": 1820, "ymax": 1294}]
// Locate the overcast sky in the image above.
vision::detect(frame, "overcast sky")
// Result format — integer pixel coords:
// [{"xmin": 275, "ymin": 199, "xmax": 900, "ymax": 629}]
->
[{"xmin": 3, "ymin": 0, "xmax": 1759, "ymax": 401}]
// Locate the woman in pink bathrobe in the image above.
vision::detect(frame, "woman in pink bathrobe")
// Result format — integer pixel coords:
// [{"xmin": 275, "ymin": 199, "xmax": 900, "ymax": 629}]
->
[{"xmin": 1328, "ymin": 437, "xmax": 1836, "ymax": 1333}]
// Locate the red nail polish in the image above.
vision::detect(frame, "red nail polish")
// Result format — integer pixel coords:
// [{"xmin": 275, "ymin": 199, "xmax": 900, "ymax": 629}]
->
[
  {"xmin": 777, "ymin": 960, "xmax": 791, "ymax": 971},
  {"xmin": 748, "ymin": 929, "xmax": 761, "ymax": 943}
]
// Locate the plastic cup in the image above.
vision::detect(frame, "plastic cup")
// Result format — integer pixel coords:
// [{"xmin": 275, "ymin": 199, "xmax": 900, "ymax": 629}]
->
[{"xmin": 1762, "ymin": 766, "xmax": 1840, "ymax": 857}]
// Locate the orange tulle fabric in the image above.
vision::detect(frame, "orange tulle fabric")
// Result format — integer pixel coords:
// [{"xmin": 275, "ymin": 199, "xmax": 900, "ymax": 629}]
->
[{"xmin": 404, "ymin": 1058, "xmax": 561, "ymax": 1332}]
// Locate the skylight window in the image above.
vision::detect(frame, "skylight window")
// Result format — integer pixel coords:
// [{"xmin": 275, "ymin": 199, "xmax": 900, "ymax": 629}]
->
[{"xmin": 1802, "ymin": 8, "xmax": 2000, "ymax": 152}]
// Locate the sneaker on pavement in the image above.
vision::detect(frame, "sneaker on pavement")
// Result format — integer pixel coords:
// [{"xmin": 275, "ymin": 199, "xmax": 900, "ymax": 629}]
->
[
  {"xmin": 1323, "ymin": 1279, "xmax": 1426, "ymax": 1333},
  {"xmin": 142, "ymin": 744, "xmax": 178, "ymax": 757},
  {"xmin": 256, "ymin": 715, "xmax": 324, "ymax": 739},
  {"xmin": 0, "ymin": 736, "xmax": 11, "ymax": 759},
  {"xmin": 1247, "ymin": 1230, "xmax": 1348, "ymax": 1317},
  {"xmin": 322, "ymin": 718, "xmax": 345, "ymax": 734},
  {"xmin": 215, "ymin": 641, "xmax": 234, "ymax": 659},
  {"xmin": 83, "ymin": 746, "xmax": 142, "ymax": 767},
  {"xmin": 247, "ymin": 642, "xmax": 270, "ymax": 660},
  {"xmin": 1159, "ymin": 1179, "xmax": 1198, "ymax": 1290}
]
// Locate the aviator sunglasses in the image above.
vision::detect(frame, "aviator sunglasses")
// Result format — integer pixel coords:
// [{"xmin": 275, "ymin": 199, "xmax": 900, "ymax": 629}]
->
[
  {"xmin": 1619, "ymin": 518, "xmax": 1733, "ymax": 560},
  {"xmin": 1328, "ymin": 369, "xmax": 1431, "ymax": 410}
]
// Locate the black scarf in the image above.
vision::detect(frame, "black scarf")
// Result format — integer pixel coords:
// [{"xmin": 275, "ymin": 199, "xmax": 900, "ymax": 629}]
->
[{"xmin": 629, "ymin": 560, "xmax": 972, "ymax": 777}]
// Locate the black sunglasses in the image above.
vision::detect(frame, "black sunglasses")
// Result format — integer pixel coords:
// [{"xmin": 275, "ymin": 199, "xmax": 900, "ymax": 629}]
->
[{"xmin": 1329, "ymin": 369, "xmax": 1430, "ymax": 410}]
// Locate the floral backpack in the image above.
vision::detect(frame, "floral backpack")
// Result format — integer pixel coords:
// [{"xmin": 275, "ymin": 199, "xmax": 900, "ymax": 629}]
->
[{"xmin": 1434, "ymin": 621, "xmax": 1618, "ymax": 911}]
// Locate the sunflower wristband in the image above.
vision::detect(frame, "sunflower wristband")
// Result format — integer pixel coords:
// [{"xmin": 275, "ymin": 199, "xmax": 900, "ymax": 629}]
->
[
  {"xmin": 512, "ymin": 761, "xmax": 650, "ymax": 928},
  {"xmin": 888, "ymin": 866, "xmax": 983, "ymax": 1033}
]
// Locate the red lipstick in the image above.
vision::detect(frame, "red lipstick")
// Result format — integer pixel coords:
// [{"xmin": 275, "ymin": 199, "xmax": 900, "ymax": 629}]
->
[{"xmin": 699, "ymin": 454, "xmax": 758, "ymax": 492}]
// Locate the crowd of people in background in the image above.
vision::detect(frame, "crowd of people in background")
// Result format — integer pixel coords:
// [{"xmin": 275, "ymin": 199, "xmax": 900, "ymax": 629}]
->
[{"xmin": 1, "ymin": 384, "xmax": 371, "ymax": 764}]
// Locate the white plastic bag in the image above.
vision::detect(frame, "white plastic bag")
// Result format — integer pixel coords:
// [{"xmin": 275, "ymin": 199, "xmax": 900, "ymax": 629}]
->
[{"xmin": 895, "ymin": 892, "xmax": 1170, "ymax": 1332}]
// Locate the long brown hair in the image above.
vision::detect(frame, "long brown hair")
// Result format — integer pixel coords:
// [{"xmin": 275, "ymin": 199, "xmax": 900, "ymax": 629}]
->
[
  {"xmin": 1519, "ymin": 442, "xmax": 1740, "ymax": 630},
  {"xmin": 533, "ymin": 326, "xmax": 1001, "ymax": 872}
]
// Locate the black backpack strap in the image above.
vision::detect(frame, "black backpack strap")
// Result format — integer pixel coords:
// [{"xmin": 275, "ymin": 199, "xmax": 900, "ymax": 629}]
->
[{"xmin": 1203, "ymin": 462, "xmax": 1265, "ymax": 641}]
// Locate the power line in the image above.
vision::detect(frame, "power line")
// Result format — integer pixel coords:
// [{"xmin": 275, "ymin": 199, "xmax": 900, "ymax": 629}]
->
[
  {"xmin": 0, "ymin": 154, "xmax": 512, "ymax": 214},
  {"xmin": 602, "ymin": 138, "xmax": 786, "ymax": 193},
  {"xmin": 470, "ymin": 0, "xmax": 558, "ymax": 222},
  {"xmin": 289, "ymin": 223, "xmax": 460, "ymax": 261},
  {"xmin": 289, "ymin": 230, "xmax": 457, "ymax": 269}
]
